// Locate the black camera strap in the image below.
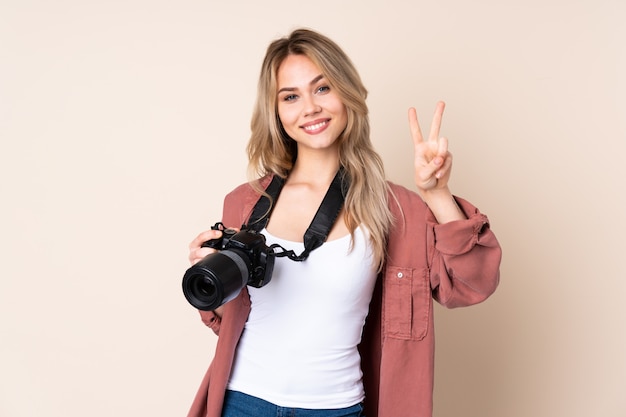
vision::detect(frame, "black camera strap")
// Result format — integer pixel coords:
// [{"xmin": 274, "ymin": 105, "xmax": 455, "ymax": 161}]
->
[{"xmin": 245, "ymin": 168, "xmax": 348, "ymax": 262}]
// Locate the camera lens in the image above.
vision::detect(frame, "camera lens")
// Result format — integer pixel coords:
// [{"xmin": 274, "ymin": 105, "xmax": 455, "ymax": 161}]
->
[
  {"xmin": 192, "ymin": 275, "xmax": 216, "ymax": 298},
  {"xmin": 182, "ymin": 250, "xmax": 250, "ymax": 311}
]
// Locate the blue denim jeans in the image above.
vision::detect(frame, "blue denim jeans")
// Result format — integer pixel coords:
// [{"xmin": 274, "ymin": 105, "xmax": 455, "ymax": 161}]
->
[{"xmin": 221, "ymin": 390, "xmax": 365, "ymax": 417}]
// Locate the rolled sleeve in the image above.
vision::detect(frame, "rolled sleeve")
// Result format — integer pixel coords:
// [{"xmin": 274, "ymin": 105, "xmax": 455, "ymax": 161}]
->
[
  {"xmin": 433, "ymin": 211, "xmax": 490, "ymax": 256},
  {"xmin": 428, "ymin": 197, "xmax": 502, "ymax": 308}
]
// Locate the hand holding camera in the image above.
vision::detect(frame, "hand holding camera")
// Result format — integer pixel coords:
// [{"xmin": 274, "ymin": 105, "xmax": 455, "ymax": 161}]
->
[
  {"xmin": 187, "ymin": 227, "xmax": 230, "ymax": 265},
  {"xmin": 182, "ymin": 222, "xmax": 276, "ymax": 311}
]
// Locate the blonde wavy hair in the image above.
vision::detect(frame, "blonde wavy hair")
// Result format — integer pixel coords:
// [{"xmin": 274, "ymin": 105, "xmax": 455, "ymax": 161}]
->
[{"xmin": 247, "ymin": 28, "xmax": 394, "ymax": 271}]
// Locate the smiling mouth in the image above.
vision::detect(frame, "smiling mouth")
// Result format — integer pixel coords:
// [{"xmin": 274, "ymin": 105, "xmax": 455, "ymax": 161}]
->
[{"xmin": 303, "ymin": 120, "xmax": 328, "ymax": 131}]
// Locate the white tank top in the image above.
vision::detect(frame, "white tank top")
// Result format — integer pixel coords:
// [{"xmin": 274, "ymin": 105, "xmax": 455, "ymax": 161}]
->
[{"xmin": 226, "ymin": 226, "xmax": 377, "ymax": 409}]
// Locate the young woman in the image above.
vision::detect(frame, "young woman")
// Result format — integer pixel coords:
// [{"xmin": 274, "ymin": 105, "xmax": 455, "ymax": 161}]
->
[{"xmin": 186, "ymin": 28, "xmax": 501, "ymax": 417}]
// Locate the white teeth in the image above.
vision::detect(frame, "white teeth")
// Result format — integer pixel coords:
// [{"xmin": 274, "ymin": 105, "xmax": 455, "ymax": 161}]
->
[{"xmin": 304, "ymin": 121, "xmax": 327, "ymax": 131}]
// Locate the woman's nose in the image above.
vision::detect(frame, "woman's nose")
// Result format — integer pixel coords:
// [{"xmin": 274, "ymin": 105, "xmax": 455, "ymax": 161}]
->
[{"xmin": 303, "ymin": 95, "xmax": 322, "ymax": 116}]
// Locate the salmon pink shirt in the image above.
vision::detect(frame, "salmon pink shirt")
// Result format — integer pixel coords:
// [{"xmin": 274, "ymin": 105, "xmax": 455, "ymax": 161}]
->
[{"xmin": 186, "ymin": 178, "xmax": 502, "ymax": 417}]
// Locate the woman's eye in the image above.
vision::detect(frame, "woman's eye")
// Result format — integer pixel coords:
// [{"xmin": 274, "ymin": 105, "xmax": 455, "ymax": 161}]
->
[
  {"xmin": 316, "ymin": 85, "xmax": 330, "ymax": 94},
  {"xmin": 283, "ymin": 94, "xmax": 297, "ymax": 102}
]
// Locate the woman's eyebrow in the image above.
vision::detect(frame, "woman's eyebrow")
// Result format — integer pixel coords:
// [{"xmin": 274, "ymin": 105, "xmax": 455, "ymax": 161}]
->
[{"xmin": 278, "ymin": 74, "xmax": 325, "ymax": 94}]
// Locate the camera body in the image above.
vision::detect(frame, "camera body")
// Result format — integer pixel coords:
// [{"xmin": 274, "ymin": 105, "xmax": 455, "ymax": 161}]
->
[
  {"xmin": 201, "ymin": 224, "xmax": 275, "ymax": 289},
  {"xmin": 182, "ymin": 223, "xmax": 275, "ymax": 311}
]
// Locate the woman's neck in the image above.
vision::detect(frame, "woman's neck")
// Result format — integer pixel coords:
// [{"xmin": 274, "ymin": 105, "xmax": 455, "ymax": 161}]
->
[{"xmin": 287, "ymin": 154, "xmax": 340, "ymax": 189}]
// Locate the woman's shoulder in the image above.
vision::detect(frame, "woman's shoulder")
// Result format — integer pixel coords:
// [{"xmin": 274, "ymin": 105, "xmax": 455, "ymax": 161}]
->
[
  {"xmin": 223, "ymin": 175, "xmax": 273, "ymax": 210},
  {"xmin": 221, "ymin": 176, "xmax": 273, "ymax": 226},
  {"xmin": 226, "ymin": 175, "xmax": 272, "ymax": 198}
]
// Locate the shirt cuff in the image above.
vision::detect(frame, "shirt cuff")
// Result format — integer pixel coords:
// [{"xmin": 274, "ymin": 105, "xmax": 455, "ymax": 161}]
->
[{"xmin": 431, "ymin": 197, "xmax": 490, "ymax": 255}]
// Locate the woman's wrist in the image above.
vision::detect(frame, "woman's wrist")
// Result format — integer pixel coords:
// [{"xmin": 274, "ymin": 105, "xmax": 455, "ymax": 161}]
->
[{"xmin": 420, "ymin": 187, "xmax": 466, "ymax": 224}]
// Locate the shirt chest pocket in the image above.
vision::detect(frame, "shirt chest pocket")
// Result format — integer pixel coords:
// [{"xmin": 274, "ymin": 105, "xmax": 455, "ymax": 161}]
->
[{"xmin": 382, "ymin": 266, "xmax": 431, "ymax": 341}]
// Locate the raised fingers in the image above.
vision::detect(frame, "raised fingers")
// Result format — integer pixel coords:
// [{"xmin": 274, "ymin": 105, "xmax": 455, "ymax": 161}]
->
[
  {"xmin": 408, "ymin": 107, "xmax": 425, "ymax": 145},
  {"xmin": 428, "ymin": 101, "xmax": 446, "ymax": 141}
]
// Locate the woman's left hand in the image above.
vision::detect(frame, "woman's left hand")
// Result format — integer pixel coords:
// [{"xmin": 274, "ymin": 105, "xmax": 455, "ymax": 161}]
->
[{"xmin": 408, "ymin": 101, "xmax": 453, "ymax": 195}]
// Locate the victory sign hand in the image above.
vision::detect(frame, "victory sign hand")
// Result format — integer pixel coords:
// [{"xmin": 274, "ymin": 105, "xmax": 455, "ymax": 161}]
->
[{"xmin": 409, "ymin": 101, "xmax": 453, "ymax": 195}]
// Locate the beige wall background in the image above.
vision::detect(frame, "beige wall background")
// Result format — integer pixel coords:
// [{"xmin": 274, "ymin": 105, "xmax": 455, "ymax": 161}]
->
[{"xmin": 1, "ymin": 1, "xmax": 624, "ymax": 416}]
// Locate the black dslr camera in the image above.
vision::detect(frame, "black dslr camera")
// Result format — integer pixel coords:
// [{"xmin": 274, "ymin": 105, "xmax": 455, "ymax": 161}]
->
[{"xmin": 182, "ymin": 222, "xmax": 275, "ymax": 311}]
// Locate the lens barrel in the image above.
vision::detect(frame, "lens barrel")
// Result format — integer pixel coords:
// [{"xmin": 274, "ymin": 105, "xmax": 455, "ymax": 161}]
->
[{"xmin": 182, "ymin": 249, "xmax": 250, "ymax": 311}]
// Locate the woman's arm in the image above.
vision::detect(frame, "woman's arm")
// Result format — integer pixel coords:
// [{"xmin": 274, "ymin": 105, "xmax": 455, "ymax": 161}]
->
[{"xmin": 408, "ymin": 102, "xmax": 501, "ymax": 305}]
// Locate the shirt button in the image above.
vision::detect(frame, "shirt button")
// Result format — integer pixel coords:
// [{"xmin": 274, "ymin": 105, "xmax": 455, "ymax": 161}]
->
[{"xmin": 397, "ymin": 272, "xmax": 404, "ymax": 278}]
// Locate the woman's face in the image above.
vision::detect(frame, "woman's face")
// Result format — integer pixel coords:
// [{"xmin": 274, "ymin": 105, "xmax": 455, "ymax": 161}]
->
[{"xmin": 276, "ymin": 54, "xmax": 348, "ymax": 156}]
